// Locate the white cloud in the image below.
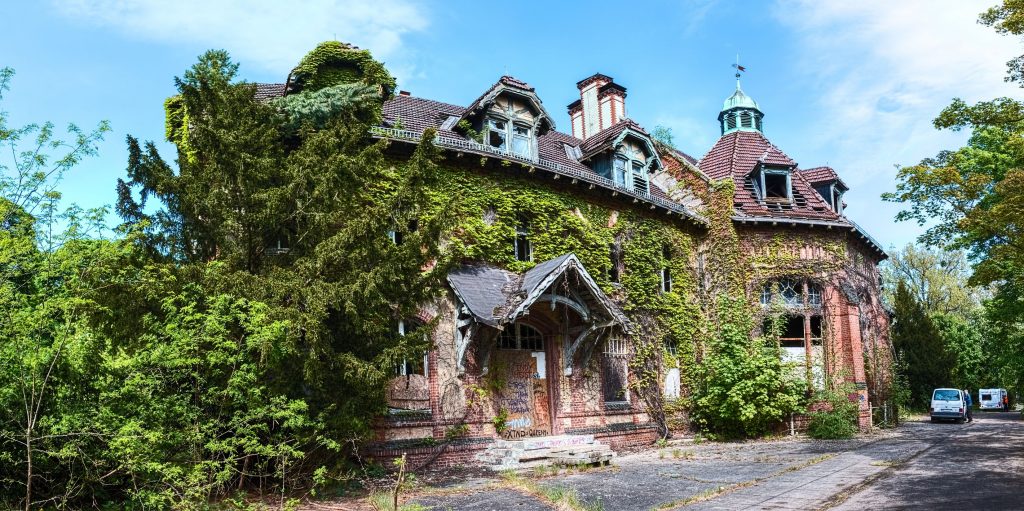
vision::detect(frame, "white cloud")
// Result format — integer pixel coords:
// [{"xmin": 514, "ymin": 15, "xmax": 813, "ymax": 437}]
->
[
  {"xmin": 52, "ymin": 0, "xmax": 427, "ymax": 79},
  {"xmin": 773, "ymin": 0, "xmax": 1022, "ymax": 248}
]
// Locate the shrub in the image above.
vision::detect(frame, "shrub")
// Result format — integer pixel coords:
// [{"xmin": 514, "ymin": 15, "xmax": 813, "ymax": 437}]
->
[{"xmin": 806, "ymin": 386, "xmax": 859, "ymax": 439}]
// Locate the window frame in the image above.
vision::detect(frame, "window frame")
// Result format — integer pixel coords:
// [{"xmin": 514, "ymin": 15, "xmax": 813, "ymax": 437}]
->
[
  {"xmin": 497, "ymin": 322, "xmax": 545, "ymax": 351},
  {"xmin": 486, "ymin": 115, "xmax": 536, "ymax": 159},
  {"xmin": 660, "ymin": 245, "xmax": 672, "ymax": 294},
  {"xmin": 514, "ymin": 215, "xmax": 533, "ymax": 262},
  {"xmin": 761, "ymin": 169, "xmax": 792, "ymax": 201},
  {"xmin": 602, "ymin": 336, "xmax": 631, "ymax": 405}
]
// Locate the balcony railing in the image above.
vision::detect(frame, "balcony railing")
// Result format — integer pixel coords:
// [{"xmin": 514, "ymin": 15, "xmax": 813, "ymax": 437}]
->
[{"xmin": 371, "ymin": 126, "xmax": 705, "ymax": 224}]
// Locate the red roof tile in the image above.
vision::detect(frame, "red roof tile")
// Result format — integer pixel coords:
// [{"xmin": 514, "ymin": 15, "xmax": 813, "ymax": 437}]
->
[{"xmin": 697, "ymin": 131, "xmax": 844, "ymax": 222}]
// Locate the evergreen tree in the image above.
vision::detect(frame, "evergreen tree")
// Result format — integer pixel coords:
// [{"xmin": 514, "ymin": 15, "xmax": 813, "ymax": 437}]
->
[{"xmin": 891, "ymin": 280, "xmax": 954, "ymax": 408}]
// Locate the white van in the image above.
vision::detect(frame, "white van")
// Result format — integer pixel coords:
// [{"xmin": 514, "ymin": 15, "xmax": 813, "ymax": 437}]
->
[
  {"xmin": 930, "ymin": 388, "xmax": 966, "ymax": 423},
  {"xmin": 979, "ymin": 388, "xmax": 1009, "ymax": 411}
]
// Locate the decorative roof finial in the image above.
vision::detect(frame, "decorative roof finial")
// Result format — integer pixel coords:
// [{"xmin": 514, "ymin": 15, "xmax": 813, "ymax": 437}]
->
[{"xmin": 731, "ymin": 54, "xmax": 746, "ymax": 90}]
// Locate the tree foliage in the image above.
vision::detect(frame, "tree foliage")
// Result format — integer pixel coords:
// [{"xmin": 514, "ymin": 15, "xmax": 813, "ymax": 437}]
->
[
  {"xmin": 884, "ymin": 2, "xmax": 1024, "ymax": 402},
  {"xmin": 890, "ymin": 281, "xmax": 954, "ymax": 409},
  {"xmin": 881, "ymin": 244, "xmax": 983, "ymax": 316}
]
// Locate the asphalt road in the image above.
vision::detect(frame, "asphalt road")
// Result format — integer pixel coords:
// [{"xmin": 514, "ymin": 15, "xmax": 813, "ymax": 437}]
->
[
  {"xmin": 393, "ymin": 412, "xmax": 1023, "ymax": 511},
  {"xmin": 833, "ymin": 411, "xmax": 1024, "ymax": 510}
]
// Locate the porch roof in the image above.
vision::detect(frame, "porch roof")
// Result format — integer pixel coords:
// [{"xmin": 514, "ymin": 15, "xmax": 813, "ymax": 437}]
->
[{"xmin": 447, "ymin": 253, "xmax": 630, "ymax": 333}]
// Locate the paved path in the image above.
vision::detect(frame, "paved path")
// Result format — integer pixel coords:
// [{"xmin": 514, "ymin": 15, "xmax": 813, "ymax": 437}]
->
[
  {"xmin": 832, "ymin": 411, "xmax": 1024, "ymax": 510},
  {"xmin": 403, "ymin": 412, "xmax": 1023, "ymax": 510}
]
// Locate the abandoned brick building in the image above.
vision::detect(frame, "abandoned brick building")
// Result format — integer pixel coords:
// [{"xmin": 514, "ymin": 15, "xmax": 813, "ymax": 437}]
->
[{"xmin": 259, "ymin": 67, "xmax": 891, "ymax": 466}]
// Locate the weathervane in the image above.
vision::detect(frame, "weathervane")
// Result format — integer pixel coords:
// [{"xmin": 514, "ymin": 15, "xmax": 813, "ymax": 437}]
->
[{"xmin": 732, "ymin": 54, "xmax": 746, "ymax": 87}]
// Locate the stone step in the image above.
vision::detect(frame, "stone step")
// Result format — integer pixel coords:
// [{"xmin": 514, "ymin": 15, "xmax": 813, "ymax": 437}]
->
[{"xmin": 476, "ymin": 434, "xmax": 613, "ymax": 471}]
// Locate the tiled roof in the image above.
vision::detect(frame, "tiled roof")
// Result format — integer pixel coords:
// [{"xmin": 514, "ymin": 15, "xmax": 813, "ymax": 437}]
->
[
  {"xmin": 579, "ymin": 119, "xmax": 650, "ymax": 159},
  {"xmin": 382, "ymin": 95, "xmax": 465, "ymax": 135},
  {"xmin": 697, "ymin": 130, "xmax": 841, "ymax": 222},
  {"xmin": 378, "ymin": 95, "xmax": 703, "ymax": 224},
  {"xmin": 801, "ymin": 166, "xmax": 848, "ymax": 190},
  {"xmin": 255, "ymin": 83, "xmax": 286, "ymax": 101}
]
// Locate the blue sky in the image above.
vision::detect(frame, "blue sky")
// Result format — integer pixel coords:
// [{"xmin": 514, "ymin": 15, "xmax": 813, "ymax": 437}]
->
[{"xmin": 3, "ymin": 0, "xmax": 1021, "ymax": 250}]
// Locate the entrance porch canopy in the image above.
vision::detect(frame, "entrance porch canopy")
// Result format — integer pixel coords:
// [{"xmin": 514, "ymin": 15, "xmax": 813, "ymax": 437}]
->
[{"xmin": 447, "ymin": 253, "xmax": 631, "ymax": 375}]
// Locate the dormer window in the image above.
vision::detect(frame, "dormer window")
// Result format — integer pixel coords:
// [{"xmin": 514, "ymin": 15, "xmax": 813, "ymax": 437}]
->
[
  {"xmin": 759, "ymin": 168, "xmax": 791, "ymax": 202},
  {"xmin": 613, "ymin": 155, "xmax": 628, "ymax": 186},
  {"xmin": 487, "ymin": 118, "xmax": 507, "ymax": 151},
  {"xmin": 631, "ymin": 161, "xmax": 648, "ymax": 194},
  {"xmin": 831, "ymin": 188, "xmax": 844, "ymax": 214},
  {"xmin": 512, "ymin": 124, "xmax": 532, "ymax": 157},
  {"xmin": 487, "ymin": 116, "xmax": 534, "ymax": 158},
  {"xmin": 813, "ymin": 182, "xmax": 845, "ymax": 214}
]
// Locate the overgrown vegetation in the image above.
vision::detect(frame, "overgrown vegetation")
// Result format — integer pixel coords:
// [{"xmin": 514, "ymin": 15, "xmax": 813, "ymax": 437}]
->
[
  {"xmin": 806, "ymin": 384, "xmax": 859, "ymax": 439},
  {"xmin": 0, "ymin": 34, "xmax": 874, "ymax": 508},
  {"xmin": 882, "ymin": 2, "xmax": 1024, "ymax": 404}
]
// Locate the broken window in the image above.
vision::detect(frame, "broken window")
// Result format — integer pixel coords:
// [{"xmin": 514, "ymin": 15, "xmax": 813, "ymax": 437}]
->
[
  {"xmin": 388, "ymin": 219, "xmax": 418, "ymax": 246},
  {"xmin": 388, "ymin": 319, "xmax": 431, "ymax": 412},
  {"xmin": 394, "ymin": 319, "xmax": 428, "ymax": 376},
  {"xmin": 763, "ymin": 172, "xmax": 790, "ymax": 200},
  {"xmin": 487, "ymin": 117, "xmax": 507, "ymax": 151},
  {"xmin": 603, "ymin": 337, "xmax": 629, "ymax": 404},
  {"xmin": 661, "ymin": 245, "xmax": 672, "ymax": 293},
  {"xmin": 810, "ymin": 315, "xmax": 823, "ymax": 345},
  {"xmin": 514, "ymin": 215, "xmax": 532, "ymax": 262},
  {"xmin": 780, "ymin": 316, "xmax": 805, "ymax": 348},
  {"xmin": 498, "ymin": 322, "xmax": 544, "ymax": 351},
  {"xmin": 779, "ymin": 278, "xmax": 801, "ymax": 306},
  {"xmin": 512, "ymin": 124, "xmax": 531, "ymax": 157}
]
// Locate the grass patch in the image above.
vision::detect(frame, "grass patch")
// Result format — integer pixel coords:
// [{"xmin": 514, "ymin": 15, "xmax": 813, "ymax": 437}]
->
[{"xmin": 500, "ymin": 471, "xmax": 604, "ymax": 511}]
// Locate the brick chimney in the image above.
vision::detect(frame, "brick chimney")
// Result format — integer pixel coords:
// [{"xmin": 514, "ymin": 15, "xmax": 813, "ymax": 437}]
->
[{"xmin": 568, "ymin": 73, "xmax": 627, "ymax": 140}]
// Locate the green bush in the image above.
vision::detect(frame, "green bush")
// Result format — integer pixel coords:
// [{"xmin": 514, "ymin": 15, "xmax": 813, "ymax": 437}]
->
[{"xmin": 806, "ymin": 386, "xmax": 859, "ymax": 439}]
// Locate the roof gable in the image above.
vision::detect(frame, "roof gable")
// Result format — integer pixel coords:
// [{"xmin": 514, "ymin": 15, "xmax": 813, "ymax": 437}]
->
[
  {"xmin": 447, "ymin": 254, "xmax": 630, "ymax": 332},
  {"xmin": 579, "ymin": 119, "xmax": 663, "ymax": 171},
  {"xmin": 460, "ymin": 76, "xmax": 555, "ymax": 134}
]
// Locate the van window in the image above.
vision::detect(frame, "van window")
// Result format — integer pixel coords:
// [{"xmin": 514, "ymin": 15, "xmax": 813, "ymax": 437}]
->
[
  {"xmin": 933, "ymin": 389, "xmax": 960, "ymax": 401},
  {"xmin": 981, "ymin": 394, "xmax": 992, "ymax": 401}
]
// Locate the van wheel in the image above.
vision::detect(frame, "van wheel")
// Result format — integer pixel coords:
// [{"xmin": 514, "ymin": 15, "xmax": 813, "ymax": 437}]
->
[{"xmin": 930, "ymin": 417, "xmax": 938, "ymax": 423}]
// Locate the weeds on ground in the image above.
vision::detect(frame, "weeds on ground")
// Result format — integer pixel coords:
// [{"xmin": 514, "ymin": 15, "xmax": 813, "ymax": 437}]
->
[{"xmin": 500, "ymin": 471, "xmax": 604, "ymax": 510}]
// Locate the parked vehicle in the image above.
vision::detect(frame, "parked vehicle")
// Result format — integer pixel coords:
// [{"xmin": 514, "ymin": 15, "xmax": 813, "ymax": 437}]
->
[
  {"xmin": 979, "ymin": 388, "xmax": 1009, "ymax": 412},
  {"xmin": 930, "ymin": 388, "xmax": 966, "ymax": 423}
]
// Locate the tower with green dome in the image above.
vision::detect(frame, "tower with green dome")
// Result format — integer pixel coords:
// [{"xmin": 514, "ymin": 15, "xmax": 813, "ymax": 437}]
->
[{"xmin": 717, "ymin": 74, "xmax": 763, "ymax": 135}]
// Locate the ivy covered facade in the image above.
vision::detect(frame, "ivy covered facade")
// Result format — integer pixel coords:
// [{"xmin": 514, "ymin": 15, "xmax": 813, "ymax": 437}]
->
[{"xmin": 246, "ymin": 46, "xmax": 892, "ymax": 466}]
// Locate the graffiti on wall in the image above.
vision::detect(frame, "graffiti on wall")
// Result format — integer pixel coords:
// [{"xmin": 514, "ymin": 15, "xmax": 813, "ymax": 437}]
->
[{"xmin": 496, "ymin": 350, "xmax": 550, "ymax": 438}]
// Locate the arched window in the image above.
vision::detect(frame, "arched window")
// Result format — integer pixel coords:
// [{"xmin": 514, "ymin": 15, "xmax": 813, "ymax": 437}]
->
[
  {"xmin": 740, "ymin": 112, "xmax": 753, "ymax": 128},
  {"xmin": 498, "ymin": 322, "xmax": 544, "ymax": 351},
  {"xmin": 726, "ymin": 113, "xmax": 737, "ymax": 130},
  {"xmin": 779, "ymin": 278, "xmax": 801, "ymax": 306}
]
